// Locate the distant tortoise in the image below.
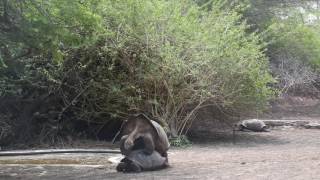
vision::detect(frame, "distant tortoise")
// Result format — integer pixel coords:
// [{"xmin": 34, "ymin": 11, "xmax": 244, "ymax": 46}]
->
[
  {"xmin": 236, "ymin": 119, "xmax": 270, "ymax": 132},
  {"xmin": 116, "ymin": 149, "xmax": 168, "ymax": 173}
]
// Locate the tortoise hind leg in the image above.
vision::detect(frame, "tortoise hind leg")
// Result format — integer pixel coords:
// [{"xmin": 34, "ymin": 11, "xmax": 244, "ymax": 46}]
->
[
  {"xmin": 126, "ymin": 161, "xmax": 142, "ymax": 173},
  {"xmin": 141, "ymin": 133, "xmax": 155, "ymax": 155},
  {"xmin": 116, "ymin": 162, "xmax": 127, "ymax": 172}
]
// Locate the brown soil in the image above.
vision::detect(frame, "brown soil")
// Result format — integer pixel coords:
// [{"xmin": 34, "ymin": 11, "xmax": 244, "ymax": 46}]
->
[{"xmin": 1, "ymin": 126, "xmax": 320, "ymax": 180}]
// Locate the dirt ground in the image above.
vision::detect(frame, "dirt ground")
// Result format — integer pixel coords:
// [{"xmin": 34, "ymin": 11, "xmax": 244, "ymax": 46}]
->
[{"xmin": 1, "ymin": 125, "xmax": 320, "ymax": 180}]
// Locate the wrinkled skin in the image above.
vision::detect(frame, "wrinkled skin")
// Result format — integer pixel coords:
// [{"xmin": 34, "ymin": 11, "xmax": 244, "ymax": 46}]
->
[{"xmin": 116, "ymin": 150, "xmax": 168, "ymax": 173}]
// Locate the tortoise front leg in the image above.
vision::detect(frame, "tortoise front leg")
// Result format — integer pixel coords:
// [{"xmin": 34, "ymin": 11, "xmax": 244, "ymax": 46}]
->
[{"xmin": 120, "ymin": 135, "xmax": 131, "ymax": 156}]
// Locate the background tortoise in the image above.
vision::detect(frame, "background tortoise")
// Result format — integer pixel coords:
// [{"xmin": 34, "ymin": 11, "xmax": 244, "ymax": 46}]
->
[{"xmin": 236, "ymin": 119, "xmax": 270, "ymax": 132}]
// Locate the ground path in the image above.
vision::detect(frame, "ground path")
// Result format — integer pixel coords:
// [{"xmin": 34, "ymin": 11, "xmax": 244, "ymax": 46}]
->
[{"xmin": 1, "ymin": 125, "xmax": 320, "ymax": 180}]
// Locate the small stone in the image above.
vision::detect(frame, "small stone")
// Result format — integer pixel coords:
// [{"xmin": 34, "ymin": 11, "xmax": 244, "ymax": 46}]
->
[
  {"xmin": 241, "ymin": 162, "xmax": 246, "ymax": 165},
  {"xmin": 304, "ymin": 123, "xmax": 320, "ymax": 129}
]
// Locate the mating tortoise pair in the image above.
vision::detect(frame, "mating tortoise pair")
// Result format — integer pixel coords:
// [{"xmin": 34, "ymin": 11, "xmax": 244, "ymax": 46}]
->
[{"xmin": 116, "ymin": 114, "xmax": 170, "ymax": 173}]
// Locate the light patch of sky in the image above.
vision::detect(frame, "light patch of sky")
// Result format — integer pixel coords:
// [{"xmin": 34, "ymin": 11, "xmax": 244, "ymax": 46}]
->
[
  {"xmin": 296, "ymin": 2, "xmax": 319, "ymax": 24},
  {"xmin": 270, "ymin": 1, "xmax": 319, "ymax": 23}
]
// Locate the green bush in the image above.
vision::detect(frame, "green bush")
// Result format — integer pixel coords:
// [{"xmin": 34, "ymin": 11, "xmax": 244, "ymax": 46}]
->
[
  {"xmin": 266, "ymin": 17, "xmax": 320, "ymax": 95},
  {"xmin": 170, "ymin": 135, "xmax": 192, "ymax": 147},
  {"xmin": 0, "ymin": 0, "xmax": 274, "ymax": 144},
  {"xmin": 64, "ymin": 0, "xmax": 274, "ymax": 136},
  {"xmin": 269, "ymin": 22, "xmax": 320, "ymax": 68}
]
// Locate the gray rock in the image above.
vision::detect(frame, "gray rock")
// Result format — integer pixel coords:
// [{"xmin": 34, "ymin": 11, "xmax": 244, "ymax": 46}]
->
[
  {"xmin": 304, "ymin": 123, "xmax": 320, "ymax": 129},
  {"xmin": 263, "ymin": 120, "xmax": 309, "ymax": 127}
]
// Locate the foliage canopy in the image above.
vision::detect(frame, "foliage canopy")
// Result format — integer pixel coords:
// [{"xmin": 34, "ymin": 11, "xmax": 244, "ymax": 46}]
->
[{"xmin": 0, "ymin": 0, "xmax": 274, "ymax": 144}]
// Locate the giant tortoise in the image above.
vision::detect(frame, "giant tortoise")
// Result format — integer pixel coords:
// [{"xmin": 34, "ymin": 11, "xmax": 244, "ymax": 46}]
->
[
  {"xmin": 236, "ymin": 119, "xmax": 270, "ymax": 132},
  {"xmin": 120, "ymin": 113, "xmax": 170, "ymax": 158},
  {"xmin": 116, "ymin": 149, "xmax": 168, "ymax": 172}
]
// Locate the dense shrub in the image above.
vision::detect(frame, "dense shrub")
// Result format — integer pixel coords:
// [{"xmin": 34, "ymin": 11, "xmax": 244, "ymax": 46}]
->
[
  {"xmin": 0, "ymin": 0, "xmax": 274, "ymax": 145},
  {"xmin": 267, "ymin": 16, "xmax": 320, "ymax": 96}
]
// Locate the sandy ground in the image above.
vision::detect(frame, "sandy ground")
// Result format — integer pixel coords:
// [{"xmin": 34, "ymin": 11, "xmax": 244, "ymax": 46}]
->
[{"xmin": 0, "ymin": 126, "xmax": 320, "ymax": 180}]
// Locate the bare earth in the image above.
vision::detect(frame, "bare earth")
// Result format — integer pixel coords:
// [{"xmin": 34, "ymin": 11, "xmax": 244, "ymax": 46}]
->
[{"xmin": 1, "ymin": 126, "xmax": 320, "ymax": 180}]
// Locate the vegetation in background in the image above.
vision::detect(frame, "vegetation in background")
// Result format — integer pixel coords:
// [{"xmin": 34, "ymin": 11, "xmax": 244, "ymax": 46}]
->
[
  {"xmin": 170, "ymin": 135, "xmax": 192, "ymax": 147},
  {"xmin": 244, "ymin": 0, "xmax": 320, "ymax": 96},
  {"xmin": 1, "ymin": 0, "xmax": 276, "ymax": 146}
]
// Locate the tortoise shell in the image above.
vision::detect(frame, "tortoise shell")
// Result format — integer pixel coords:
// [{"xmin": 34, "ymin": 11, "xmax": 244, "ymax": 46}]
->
[{"xmin": 239, "ymin": 119, "xmax": 268, "ymax": 132}]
